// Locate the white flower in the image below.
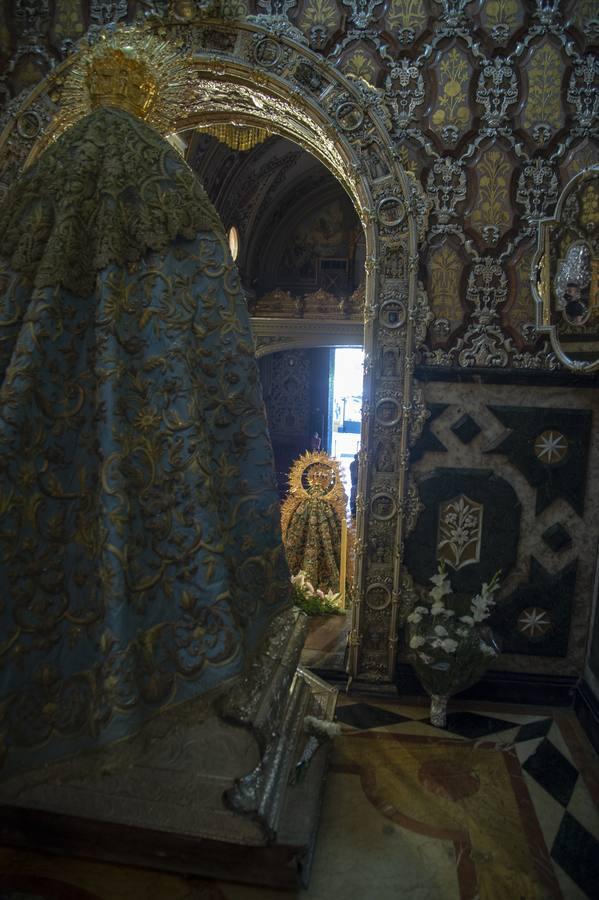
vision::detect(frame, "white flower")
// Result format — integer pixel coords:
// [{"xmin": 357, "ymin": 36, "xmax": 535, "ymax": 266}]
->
[
  {"xmin": 415, "ymin": 606, "xmax": 429, "ymax": 615},
  {"xmin": 479, "ymin": 579, "xmax": 499, "ymax": 604},
  {"xmin": 480, "ymin": 642, "xmax": 497, "ymax": 657},
  {"xmin": 430, "ymin": 584, "xmax": 451, "ymax": 602},
  {"xmin": 430, "ymin": 638, "xmax": 443, "ymax": 649},
  {"xmin": 431, "ymin": 602, "xmax": 445, "ymax": 616},
  {"xmin": 470, "ymin": 595, "xmax": 491, "ymax": 622},
  {"xmin": 410, "ymin": 635, "xmax": 426, "ymax": 649},
  {"xmin": 434, "ymin": 625, "xmax": 448, "ymax": 637},
  {"xmin": 291, "ymin": 572, "xmax": 306, "ymax": 586},
  {"xmin": 418, "ymin": 652, "xmax": 433, "ymax": 663},
  {"xmin": 407, "ymin": 611, "xmax": 423, "ymax": 624},
  {"xmin": 430, "ymin": 570, "xmax": 451, "ymax": 591},
  {"xmin": 456, "ymin": 627, "xmax": 469, "ymax": 637},
  {"xmin": 440, "ymin": 638, "xmax": 458, "ymax": 653},
  {"xmin": 460, "ymin": 615, "xmax": 474, "ymax": 627},
  {"xmin": 441, "ymin": 608, "xmax": 455, "ymax": 618}
]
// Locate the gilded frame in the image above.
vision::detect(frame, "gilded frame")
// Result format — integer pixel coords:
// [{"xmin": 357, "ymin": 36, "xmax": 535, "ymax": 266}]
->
[{"xmin": 531, "ymin": 165, "xmax": 599, "ymax": 373}]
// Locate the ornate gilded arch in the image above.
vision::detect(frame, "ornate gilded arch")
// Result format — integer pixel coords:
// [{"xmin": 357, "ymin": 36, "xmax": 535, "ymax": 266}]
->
[{"xmin": 0, "ymin": 13, "xmax": 432, "ymax": 684}]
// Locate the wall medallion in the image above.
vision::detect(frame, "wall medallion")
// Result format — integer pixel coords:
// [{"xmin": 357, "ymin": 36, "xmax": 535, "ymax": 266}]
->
[
  {"xmin": 253, "ymin": 37, "xmax": 282, "ymax": 68},
  {"xmin": 366, "ymin": 583, "xmax": 391, "ymax": 611},
  {"xmin": 377, "ymin": 196, "xmax": 406, "ymax": 228},
  {"xmin": 379, "ymin": 299, "xmax": 407, "ymax": 329},
  {"xmin": 375, "ymin": 398, "xmax": 401, "ymax": 426},
  {"xmin": 335, "ymin": 101, "xmax": 364, "ymax": 131},
  {"xmin": 371, "ymin": 493, "xmax": 397, "ymax": 521}
]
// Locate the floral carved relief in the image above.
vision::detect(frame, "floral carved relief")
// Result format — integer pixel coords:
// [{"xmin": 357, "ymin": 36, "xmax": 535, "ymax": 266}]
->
[
  {"xmin": 430, "ymin": 47, "xmax": 472, "ymax": 144},
  {"xmin": 522, "ymin": 40, "xmax": 565, "ymax": 142},
  {"xmin": 469, "ymin": 147, "xmax": 513, "ymax": 244},
  {"xmin": 437, "ymin": 495, "xmax": 484, "ymax": 570}
]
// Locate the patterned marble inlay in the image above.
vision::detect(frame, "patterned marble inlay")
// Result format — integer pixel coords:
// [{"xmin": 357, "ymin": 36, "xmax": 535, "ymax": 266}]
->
[
  {"xmin": 437, "ymin": 494, "xmax": 484, "ymax": 571},
  {"xmin": 533, "ymin": 430, "xmax": 568, "ymax": 466},
  {"xmin": 517, "ymin": 606, "xmax": 553, "ymax": 639}
]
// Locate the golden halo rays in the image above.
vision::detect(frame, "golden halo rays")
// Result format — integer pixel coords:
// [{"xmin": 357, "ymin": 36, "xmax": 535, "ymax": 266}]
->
[{"xmin": 59, "ymin": 26, "xmax": 193, "ymax": 136}]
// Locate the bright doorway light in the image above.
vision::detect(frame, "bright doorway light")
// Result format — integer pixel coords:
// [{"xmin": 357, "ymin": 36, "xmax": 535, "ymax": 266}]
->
[{"xmin": 331, "ymin": 347, "xmax": 364, "ymax": 494}]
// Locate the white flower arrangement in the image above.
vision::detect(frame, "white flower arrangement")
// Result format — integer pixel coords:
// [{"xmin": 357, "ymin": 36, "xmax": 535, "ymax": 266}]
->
[
  {"xmin": 406, "ymin": 564, "xmax": 501, "ymax": 700},
  {"xmin": 291, "ymin": 570, "xmax": 343, "ymax": 615}
]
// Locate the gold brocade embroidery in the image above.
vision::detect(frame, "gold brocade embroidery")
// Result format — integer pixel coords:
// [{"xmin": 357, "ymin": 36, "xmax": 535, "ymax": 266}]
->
[
  {"xmin": 0, "ymin": 107, "xmax": 224, "ymax": 298},
  {"xmin": 0, "ymin": 104, "xmax": 292, "ymax": 775}
]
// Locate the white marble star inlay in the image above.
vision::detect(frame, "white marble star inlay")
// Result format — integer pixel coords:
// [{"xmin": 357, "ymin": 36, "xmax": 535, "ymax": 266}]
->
[
  {"xmin": 517, "ymin": 606, "xmax": 552, "ymax": 638},
  {"xmin": 533, "ymin": 430, "xmax": 568, "ymax": 465}
]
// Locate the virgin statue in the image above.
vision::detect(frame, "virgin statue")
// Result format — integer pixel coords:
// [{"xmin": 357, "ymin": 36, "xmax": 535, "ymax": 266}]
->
[
  {"xmin": 281, "ymin": 451, "xmax": 349, "ymax": 595},
  {"xmin": 0, "ymin": 33, "xmax": 292, "ymax": 781}
]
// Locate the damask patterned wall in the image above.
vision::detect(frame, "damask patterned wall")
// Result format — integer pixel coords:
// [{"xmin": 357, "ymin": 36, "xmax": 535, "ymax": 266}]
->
[
  {"xmin": 0, "ymin": 0, "xmax": 597, "ymax": 368},
  {"xmin": 260, "ymin": 348, "xmax": 312, "ymax": 493}
]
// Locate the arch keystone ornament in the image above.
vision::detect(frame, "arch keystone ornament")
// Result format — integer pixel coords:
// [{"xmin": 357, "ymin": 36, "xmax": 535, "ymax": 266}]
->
[{"xmin": 0, "ymin": 14, "xmax": 432, "ymax": 685}]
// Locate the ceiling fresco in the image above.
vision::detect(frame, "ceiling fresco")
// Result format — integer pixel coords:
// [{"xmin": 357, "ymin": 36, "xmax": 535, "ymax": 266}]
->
[{"xmin": 187, "ymin": 132, "xmax": 364, "ymax": 306}]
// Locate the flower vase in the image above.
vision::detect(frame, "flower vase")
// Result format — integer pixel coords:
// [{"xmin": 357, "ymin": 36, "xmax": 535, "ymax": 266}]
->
[{"xmin": 430, "ymin": 693, "xmax": 449, "ymax": 728}]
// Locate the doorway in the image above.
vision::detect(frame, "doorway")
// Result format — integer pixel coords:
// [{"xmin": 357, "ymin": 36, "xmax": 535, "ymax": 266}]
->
[
  {"xmin": 330, "ymin": 347, "xmax": 364, "ymax": 494},
  {"xmin": 186, "ymin": 131, "xmax": 365, "ymax": 502}
]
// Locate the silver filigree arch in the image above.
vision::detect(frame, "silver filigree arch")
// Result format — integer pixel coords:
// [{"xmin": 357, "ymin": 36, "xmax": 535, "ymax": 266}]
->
[{"xmin": 0, "ymin": 15, "xmax": 432, "ymax": 684}]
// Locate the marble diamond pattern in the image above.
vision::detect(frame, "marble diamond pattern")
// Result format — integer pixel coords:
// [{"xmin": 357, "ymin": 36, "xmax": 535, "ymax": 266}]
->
[{"xmin": 335, "ymin": 697, "xmax": 599, "ymax": 900}]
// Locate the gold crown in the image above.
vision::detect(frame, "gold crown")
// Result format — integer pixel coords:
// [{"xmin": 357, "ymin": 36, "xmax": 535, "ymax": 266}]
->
[
  {"xmin": 60, "ymin": 26, "xmax": 191, "ymax": 134},
  {"xmin": 87, "ymin": 48, "xmax": 158, "ymax": 120},
  {"xmin": 306, "ymin": 463, "xmax": 335, "ymax": 491}
]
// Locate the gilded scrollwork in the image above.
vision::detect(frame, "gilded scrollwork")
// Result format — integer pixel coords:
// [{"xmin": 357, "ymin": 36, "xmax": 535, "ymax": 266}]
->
[
  {"xmin": 427, "ymin": 156, "xmax": 467, "ymax": 224},
  {"xmin": 515, "ymin": 157, "xmax": 559, "ymax": 222},
  {"xmin": 345, "ymin": 0, "xmax": 386, "ymax": 30},
  {"xmin": 476, "ymin": 56, "xmax": 519, "ymax": 128},
  {"xmin": 432, "ymin": 0, "xmax": 469, "ymax": 29},
  {"xmin": 427, "ymin": 255, "xmax": 514, "ymax": 368},
  {"xmin": 566, "ymin": 54, "xmax": 598, "ymax": 132},
  {"xmin": 401, "ymin": 478, "xmax": 424, "ymax": 536},
  {"xmin": 408, "ymin": 383, "xmax": 430, "ymax": 447},
  {"xmin": 384, "ymin": 57, "xmax": 425, "ymax": 132}
]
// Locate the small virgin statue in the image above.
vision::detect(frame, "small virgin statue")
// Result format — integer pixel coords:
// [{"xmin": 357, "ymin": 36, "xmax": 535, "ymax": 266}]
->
[{"xmin": 281, "ymin": 452, "xmax": 348, "ymax": 595}]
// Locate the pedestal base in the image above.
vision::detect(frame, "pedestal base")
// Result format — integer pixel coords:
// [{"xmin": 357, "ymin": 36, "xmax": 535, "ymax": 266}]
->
[{"xmin": 0, "ymin": 611, "xmax": 337, "ymax": 889}]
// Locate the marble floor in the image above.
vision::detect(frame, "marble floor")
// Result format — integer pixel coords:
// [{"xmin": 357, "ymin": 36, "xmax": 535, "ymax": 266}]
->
[{"xmin": 0, "ymin": 693, "xmax": 597, "ymax": 900}]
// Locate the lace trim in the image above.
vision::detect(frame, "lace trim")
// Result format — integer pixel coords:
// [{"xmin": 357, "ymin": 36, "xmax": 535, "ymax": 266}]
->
[{"xmin": 0, "ymin": 107, "xmax": 224, "ymax": 297}]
